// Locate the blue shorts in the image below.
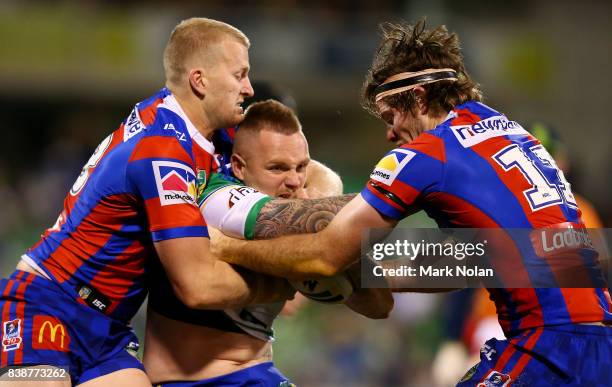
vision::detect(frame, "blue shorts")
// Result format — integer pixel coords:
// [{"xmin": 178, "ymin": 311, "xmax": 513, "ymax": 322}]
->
[
  {"xmin": 457, "ymin": 324, "xmax": 612, "ymax": 386},
  {"xmin": 0, "ymin": 270, "xmax": 144, "ymax": 384},
  {"xmin": 155, "ymin": 362, "xmax": 293, "ymax": 387}
]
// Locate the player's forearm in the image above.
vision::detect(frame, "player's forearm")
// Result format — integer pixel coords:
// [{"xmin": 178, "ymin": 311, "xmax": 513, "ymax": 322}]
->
[
  {"xmin": 343, "ymin": 261, "xmax": 394, "ymax": 319},
  {"xmin": 212, "ymin": 194, "xmax": 369, "ymax": 279},
  {"xmin": 179, "ymin": 261, "xmax": 295, "ymax": 309},
  {"xmin": 156, "ymin": 239, "xmax": 268, "ymax": 309},
  {"xmin": 183, "ymin": 262, "xmax": 294, "ymax": 308},
  {"xmin": 214, "ymin": 232, "xmax": 342, "ymax": 279},
  {"xmin": 154, "ymin": 238, "xmax": 253, "ymax": 309},
  {"xmin": 253, "ymin": 193, "xmax": 356, "ymax": 239},
  {"xmin": 181, "ymin": 260, "xmax": 254, "ymax": 309}
]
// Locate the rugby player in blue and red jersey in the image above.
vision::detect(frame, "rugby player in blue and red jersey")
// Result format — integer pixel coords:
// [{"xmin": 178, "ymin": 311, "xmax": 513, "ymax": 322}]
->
[
  {"xmin": 212, "ymin": 20, "xmax": 611, "ymax": 386},
  {"xmin": 0, "ymin": 18, "xmax": 294, "ymax": 386}
]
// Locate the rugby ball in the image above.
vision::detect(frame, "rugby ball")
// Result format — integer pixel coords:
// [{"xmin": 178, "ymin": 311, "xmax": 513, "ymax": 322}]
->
[{"xmin": 290, "ymin": 273, "xmax": 354, "ymax": 304}]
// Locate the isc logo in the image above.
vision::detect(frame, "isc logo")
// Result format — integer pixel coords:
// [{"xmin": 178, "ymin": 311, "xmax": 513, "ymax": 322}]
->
[{"xmin": 92, "ymin": 299, "xmax": 107, "ymax": 310}]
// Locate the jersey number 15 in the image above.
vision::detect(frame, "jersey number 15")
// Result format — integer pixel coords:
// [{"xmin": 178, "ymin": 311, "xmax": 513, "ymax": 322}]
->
[{"xmin": 493, "ymin": 144, "xmax": 577, "ymax": 211}]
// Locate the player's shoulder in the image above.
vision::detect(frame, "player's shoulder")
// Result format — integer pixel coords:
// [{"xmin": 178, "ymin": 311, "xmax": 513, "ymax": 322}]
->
[
  {"xmin": 205, "ymin": 172, "xmax": 244, "ymax": 192},
  {"xmin": 435, "ymin": 100, "xmax": 502, "ymax": 134},
  {"xmin": 197, "ymin": 172, "xmax": 244, "ymax": 205},
  {"xmin": 118, "ymin": 89, "xmax": 198, "ymax": 164},
  {"xmin": 435, "ymin": 101, "xmax": 529, "ymax": 148},
  {"xmin": 401, "ymin": 131, "xmax": 447, "ymax": 165},
  {"xmin": 119, "ymin": 88, "xmax": 167, "ymax": 142},
  {"xmin": 122, "ymin": 88, "xmax": 192, "ymax": 145}
]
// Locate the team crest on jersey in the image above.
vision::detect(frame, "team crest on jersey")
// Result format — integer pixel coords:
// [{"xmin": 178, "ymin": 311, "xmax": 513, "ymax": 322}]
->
[
  {"xmin": 477, "ymin": 371, "xmax": 511, "ymax": 387},
  {"xmin": 450, "ymin": 115, "xmax": 526, "ymax": 147},
  {"xmin": 2, "ymin": 319, "xmax": 22, "ymax": 352},
  {"xmin": 370, "ymin": 148, "xmax": 416, "ymax": 186},
  {"xmin": 123, "ymin": 106, "xmax": 145, "ymax": 142},
  {"xmin": 460, "ymin": 362, "xmax": 479, "ymax": 382},
  {"xmin": 196, "ymin": 169, "xmax": 208, "ymax": 203},
  {"xmin": 153, "ymin": 161, "xmax": 197, "ymax": 206}
]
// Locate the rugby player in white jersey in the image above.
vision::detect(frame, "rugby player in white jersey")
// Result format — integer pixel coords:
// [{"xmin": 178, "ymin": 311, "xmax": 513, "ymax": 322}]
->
[{"xmin": 144, "ymin": 100, "xmax": 393, "ymax": 386}]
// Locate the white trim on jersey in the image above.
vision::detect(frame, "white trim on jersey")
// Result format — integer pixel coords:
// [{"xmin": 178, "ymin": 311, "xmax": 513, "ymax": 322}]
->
[
  {"xmin": 159, "ymin": 94, "xmax": 216, "ymax": 154},
  {"xmin": 200, "ymin": 184, "xmax": 269, "ymax": 239}
]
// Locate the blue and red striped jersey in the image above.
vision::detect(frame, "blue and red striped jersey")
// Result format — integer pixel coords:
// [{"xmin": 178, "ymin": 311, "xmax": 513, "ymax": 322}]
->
[
  {"xmin": 23, "ymin": 88, "xmax": 219, "ymax": 323},
  {"xmin": 361, "ymin": 101, "xmax": 611, "ymax": 335}
]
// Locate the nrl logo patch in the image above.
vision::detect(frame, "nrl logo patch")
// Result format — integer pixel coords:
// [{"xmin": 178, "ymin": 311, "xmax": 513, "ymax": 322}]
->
[
  {"xmin": 153, "ymin": 161, "xmax": 197, "ymax": 206},
  {"xmin": 196, "ymin": 169, "xmax": 208, "ymax": 204},
  {"xmin": 370, "ymin": 148, "xmax": 416, "ymax": 186},
  {"xmin": 2, "ymin": 319, "xmax": 22, "ymax": 352},
  {"xmin": 460, "ymin": 362, "xmax": 479, "ymax": 382}
]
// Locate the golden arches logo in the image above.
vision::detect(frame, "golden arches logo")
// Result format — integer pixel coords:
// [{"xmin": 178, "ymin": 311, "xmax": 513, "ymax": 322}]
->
[{"xmin": 38, "ymin": 321, "xmax": 66, "ymax": 349}]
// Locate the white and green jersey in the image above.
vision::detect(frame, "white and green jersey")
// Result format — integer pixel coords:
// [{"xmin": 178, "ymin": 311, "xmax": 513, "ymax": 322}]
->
[
  {"xmin": 198, "ymin": 172, "xmax": 283, "ymax": 342},
  {"xmin": 198, "ymin": 172, "xmax": 272, "ymax": 240}
]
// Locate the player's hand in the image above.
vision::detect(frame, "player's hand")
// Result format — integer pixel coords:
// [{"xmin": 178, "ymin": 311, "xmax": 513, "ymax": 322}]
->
[
  {"xmin": 208, "ymin": 227, "xmax": 246, "ymax": 265},
  {"xmin": 344, "ymin": 262, "xmax": 394, "ymax": 319},
  {"xmin": 208, "ymin": 226, "xmax": 227, "ymax": 258},
  {"xmin": 252, "ymin": 275, "xmax": 296, "ymax": 304},
  {"xmin": 208, "ymin": 226, "xmax": 222, "ymax": 242}
]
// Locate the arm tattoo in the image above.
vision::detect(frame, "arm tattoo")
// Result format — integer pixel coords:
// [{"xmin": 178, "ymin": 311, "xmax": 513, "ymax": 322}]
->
[{"xmin": 254, "ymin": 194, "xmax": 356, "ymax": 239}]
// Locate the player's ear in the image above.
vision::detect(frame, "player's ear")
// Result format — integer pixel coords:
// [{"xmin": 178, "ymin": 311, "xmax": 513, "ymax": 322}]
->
[
  {"xmin": 188, "ymin": 69, "xmax": 207, "ymax": 98},
  {"xmin": 231, "ymin": 153, "xmax": 247, "ymax": 180},
  {"xmin": 413, "ymin": 86, "xmax": 428, "ymax": 115}
]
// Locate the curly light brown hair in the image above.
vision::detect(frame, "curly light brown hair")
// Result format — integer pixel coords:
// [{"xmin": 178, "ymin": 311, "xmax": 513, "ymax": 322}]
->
[{"xmin": 362, "ymin": 19, "xmax": 482, "ymax": 117}]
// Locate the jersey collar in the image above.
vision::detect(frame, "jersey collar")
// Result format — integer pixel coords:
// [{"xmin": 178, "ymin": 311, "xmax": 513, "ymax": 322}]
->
[{"xmin": 161, "ymin": 92, "xmax": 215, "ymax": 154}]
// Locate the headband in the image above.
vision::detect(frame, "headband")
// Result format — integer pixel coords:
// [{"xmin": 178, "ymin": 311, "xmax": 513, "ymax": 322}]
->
[{"xmin": 374, "ymin": 68, "xmax": 458, "ymax": 102}]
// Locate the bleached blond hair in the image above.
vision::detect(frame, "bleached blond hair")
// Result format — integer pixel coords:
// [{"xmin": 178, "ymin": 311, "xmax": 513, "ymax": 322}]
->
[{"xmin": 163, "ymin": 17, "xmax": 250, "ymax": 88}]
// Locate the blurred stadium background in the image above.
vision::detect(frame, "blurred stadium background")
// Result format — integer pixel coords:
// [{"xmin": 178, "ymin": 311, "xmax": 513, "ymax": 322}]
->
[{"xmin": 1, "ymin": 1, "xmax": 610, "ymax": 386}]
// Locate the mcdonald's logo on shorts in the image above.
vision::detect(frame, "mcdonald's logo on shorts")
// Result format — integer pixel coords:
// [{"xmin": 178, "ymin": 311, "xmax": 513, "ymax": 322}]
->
[{"xmin": 32, "ymin": 315, "xmax": 70, "ymax": 352}]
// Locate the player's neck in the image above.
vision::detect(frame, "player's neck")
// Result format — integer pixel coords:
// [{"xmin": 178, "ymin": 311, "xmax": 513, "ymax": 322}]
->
[
  {"xmin": 424, "ymin": 111, "xmax": 447, "ymax": 132},
  {"xmin": 172, "ymin": 89, "xmax": 216, "ymax": 138},
  {"xmin": 414, "ymin": 111, "xmax": 447, "ymax": 135}
]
